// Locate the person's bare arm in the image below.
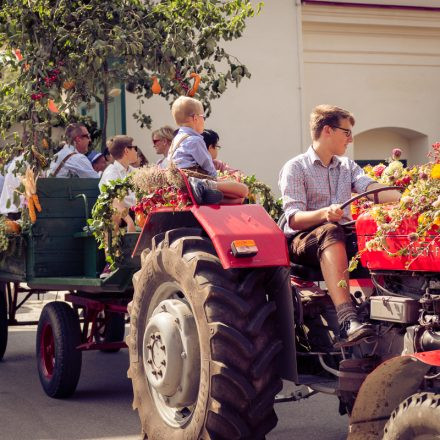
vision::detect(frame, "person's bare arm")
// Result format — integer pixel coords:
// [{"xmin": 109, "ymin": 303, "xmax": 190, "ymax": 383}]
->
[
  {"xmin": 289, "ymin": 204, "xmax": 344, "ymax": 231},
  {"xmin": 366, "ymin": 182, "xmax": 402, "ymax": 203}
]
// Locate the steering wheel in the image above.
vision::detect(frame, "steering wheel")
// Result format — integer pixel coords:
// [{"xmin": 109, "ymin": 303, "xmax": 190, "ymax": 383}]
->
[
  {"xmin": 277, "ymin": 186, "xmax": 403, "ymax": 231},
  {"xmin": 339, "ymin": 185, "xmax": 403, "ymax": 228}
]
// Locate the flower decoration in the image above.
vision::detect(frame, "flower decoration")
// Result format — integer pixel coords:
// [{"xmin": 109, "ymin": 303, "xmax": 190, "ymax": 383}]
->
[{"xmin": 351, "ymin": 143, "xmax": 440, "ymax": 270}]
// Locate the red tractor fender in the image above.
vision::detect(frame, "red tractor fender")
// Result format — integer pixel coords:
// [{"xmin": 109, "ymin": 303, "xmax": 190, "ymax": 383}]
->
[
  {"xmin": 190, "ymin": 204, "xmax": 290, "ymax": 269},
  {"xmin": 132, "ymin": 204, "xmax": 290, "ymax": 270},
  {"xmin": 348, "ymin": 350, "xmax": 440, "ymax": 439}
]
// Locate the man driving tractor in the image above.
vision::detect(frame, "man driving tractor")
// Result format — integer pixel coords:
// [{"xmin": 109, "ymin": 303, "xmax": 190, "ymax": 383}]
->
[{"xmin": 279, "ymin": 104, "xmax": 402, "ymax": 346}]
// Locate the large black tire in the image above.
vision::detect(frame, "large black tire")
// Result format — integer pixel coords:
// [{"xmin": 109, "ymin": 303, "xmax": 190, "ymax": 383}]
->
[
  {"xmin": 383, "ymin": 392, "xmax": 440, "ymax": 439},
  {"xmin": 36, "ymin": 301, "xmax": 82, "ymax": 398},
  {"xmin": 94, "ymin": 311, "xmax": 126, "ymax": 353},
  {"xmin": 127, "ymin": 228, "xmax": 283, "ymax": 440},
  {"xmin": 0, "ymin": 283, "xmax": 7, "ymax": 361}
]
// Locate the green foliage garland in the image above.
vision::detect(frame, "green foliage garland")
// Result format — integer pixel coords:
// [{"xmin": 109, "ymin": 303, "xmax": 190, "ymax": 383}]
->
[
  {"xmin": 243, "ymin": 174, "xmax": 283, "ymax": 222},
  {"xmin": 87, "ymin": 177, "xmax": 134, "ymax": 268}
]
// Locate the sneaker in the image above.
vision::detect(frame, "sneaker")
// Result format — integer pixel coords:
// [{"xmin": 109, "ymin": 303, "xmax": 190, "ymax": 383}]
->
[
  {"xmin": 334, "ymin": 319, "xmax": 376, "ymax": 348},
  {"xmin": 188, "ymin": 177, "xmax": 223, "ymax": 205},
  {"xmin": 100, "ymin": 263, "xmax": 115, "ymax": 279}
]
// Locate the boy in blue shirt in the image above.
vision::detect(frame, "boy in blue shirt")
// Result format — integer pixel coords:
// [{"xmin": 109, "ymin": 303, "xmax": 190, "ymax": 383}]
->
[{"xmin": 170, "ymin": 96, "xmax": 248, "ymax": 204}]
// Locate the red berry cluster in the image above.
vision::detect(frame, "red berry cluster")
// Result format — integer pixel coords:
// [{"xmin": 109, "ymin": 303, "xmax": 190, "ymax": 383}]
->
[
  {"xmin": 31, "ymin": 66, "xmax": 63, "ymax": 101},
  {"xmin": 43, "ymin": 68, "xmax": 61, "ymax": 87},
  {"xmin": 31, "ymin": 92, "xmax": 46, "ymax": 101},
  {"xmin": 175, "ymin": 71, "xmax": 189, "ymax": 92},
  {"xmin": 132, "ymin": 186, "xmax": 190, "ymax": 214}
]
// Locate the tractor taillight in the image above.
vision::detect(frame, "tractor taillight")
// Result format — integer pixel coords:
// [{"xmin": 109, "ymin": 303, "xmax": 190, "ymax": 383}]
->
[{"xmin": 231, "ymin": 240, "xmax": 258, "ymax": 258}]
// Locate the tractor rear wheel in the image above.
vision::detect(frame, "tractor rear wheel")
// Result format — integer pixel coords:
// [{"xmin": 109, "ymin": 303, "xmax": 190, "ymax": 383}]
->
[
  {"xmin": 0, "ymin": 283, "xmax": 7, "ymax": 361},
  {"xmin": 127, "ymin": 228, "xmax": 283, "ymax": 440},
  {"xmin": 36, "ymin": 301, "xmax": 82, "ymax": 398},
  {"xmin": 383, "ymin": 392, "xmax": 440, "ymax": 439}
]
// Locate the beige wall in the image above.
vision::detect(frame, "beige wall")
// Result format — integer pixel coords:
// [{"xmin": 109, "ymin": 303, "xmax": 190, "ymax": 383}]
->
[
  {"xmin": 125, "ymin": 2, "xmax": 440, "ymax": 194},
  {"xmin": 302, "ymin": 4, "xmax": 440, "ymax": 165},
  {"xmin": 125, "ymin": 0, "xmax": 303, "ymax": 193}
]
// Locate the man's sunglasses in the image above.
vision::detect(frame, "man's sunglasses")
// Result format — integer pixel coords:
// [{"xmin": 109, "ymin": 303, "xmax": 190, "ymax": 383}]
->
[
  {"xmin": 127, "ymin": 145, "xmax": 138, "ymax": 151},
  {"xmin": 79, "ymin": 134, "xmax": 91, "ymax": 139},
  {"xmin": 152, "ymin": 139, "xmax": 162, "ymax": 145}
]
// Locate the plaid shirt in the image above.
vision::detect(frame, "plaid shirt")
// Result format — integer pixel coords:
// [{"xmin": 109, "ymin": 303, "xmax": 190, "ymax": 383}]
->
[{"xmin": 278, "ymin": 146, "xmax": 375, "ymax": 236}]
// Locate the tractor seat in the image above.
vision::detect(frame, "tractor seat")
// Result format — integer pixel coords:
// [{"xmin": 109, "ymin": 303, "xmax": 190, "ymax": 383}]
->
[{"xmin": 290, "ymin": 263, "xmax": 325, "ymax": 281}]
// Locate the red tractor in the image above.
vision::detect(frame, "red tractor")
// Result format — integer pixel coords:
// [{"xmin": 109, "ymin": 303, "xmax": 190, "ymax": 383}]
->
[{"xmin": 126, "ymin": 182, "xmax": 440, "ymax": 440}]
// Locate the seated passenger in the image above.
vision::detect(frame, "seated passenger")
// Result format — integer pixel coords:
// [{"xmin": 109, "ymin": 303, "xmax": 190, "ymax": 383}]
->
[
  {"xmin": 49, "ymin": 123, "xmax": 99, "ymax": 178},
  {"xmin": 0, "ymin": 152, "xmax": 27, "ymax": 219},
  {"xmin": 132, "ymin": 144, "xmax": 149, "ymax": 168},
  {"xmin": 169, "ymin": 96, "xmax": 248, "ymax": 205},
  {"xmin": 87, "ymin": 151, "xmax": 108, "ymax": 175},
  {"xmin": 103, "ymin": 146, "xmax": 114, "ymax": 165},
  {"xmin": 99, "ymin": 135, "xmax": 138, "ymax": 278},
  {"xmin": 279, "ymin": 104, "xmax": 401, "ymax": 346},
  {"xmin": 202, "ymin": 129, "xmax": 242, "ymax": 175},
  {"xmin": 151, "ymin": 126, "xmax": 175, "ymax": 169}
]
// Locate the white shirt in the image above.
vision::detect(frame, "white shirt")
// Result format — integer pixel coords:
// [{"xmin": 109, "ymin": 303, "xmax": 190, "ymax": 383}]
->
[
  {"xmin": 0, "ymin": 175, "xmax": 5, "ymax": 197},
  {"xmin": 49, "ymin": 144, "xmax": 99, "ymax": 178},
  {"xmin": 157, "ymin": 156, "xmax": 168, "ymax": 169},
  {"xmin": 0, "ymin": 154, "xmax": 27, "ymax": 214},
  {"xmin": 99, "ymin": 160, "xmax": 136, "ymax": 208}
]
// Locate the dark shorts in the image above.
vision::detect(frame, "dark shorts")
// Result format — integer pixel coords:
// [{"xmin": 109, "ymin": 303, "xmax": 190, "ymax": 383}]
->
[{"xmin": 289, "ymin": 223, "xmax": 357, "ymax": 268}]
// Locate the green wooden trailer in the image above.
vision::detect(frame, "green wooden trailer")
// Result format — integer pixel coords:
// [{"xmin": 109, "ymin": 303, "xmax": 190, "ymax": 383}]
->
[{"xmin": 0, "ymin": 178, "xmax": 140, "ymax": 397}]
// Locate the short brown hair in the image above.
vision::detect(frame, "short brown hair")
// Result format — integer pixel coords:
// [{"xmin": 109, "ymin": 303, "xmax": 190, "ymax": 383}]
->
[
  {"xmin": 107, "ymin": 135, "xmax": 134, "ymax": 159},
  {"xmin": 171, "ymin": 96, "xmax": 203, "ymax": 125},
  {"xmin": 310, "ymin": 105, "xmax": 355, "ymax": 141},
  {"xmin": 65, "ymin": 123, "xmax": 85, "ymax": 144},
  {"xmin": 152, "ymin": 125, "xmax": 175, "ymax": 142}
]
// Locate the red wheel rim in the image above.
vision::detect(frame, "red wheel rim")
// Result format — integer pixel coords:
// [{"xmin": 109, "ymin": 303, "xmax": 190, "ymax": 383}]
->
[{"xmin": 40, "ymin": 322, "xmax": 55, "ymax": 378}]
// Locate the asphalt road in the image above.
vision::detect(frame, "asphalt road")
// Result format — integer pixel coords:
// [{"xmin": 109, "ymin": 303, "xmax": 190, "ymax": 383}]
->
[{"xmin": 0, "ymin": 295, "xmax": 348, "ymax": 440}]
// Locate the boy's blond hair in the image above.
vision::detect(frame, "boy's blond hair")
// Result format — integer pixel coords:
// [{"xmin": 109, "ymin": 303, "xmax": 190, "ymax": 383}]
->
[
  {"xmin": 310, "ymin": 104, "xmax": 355, "ymax": 141},
  {"xmin": 171, "ymin": 96, "xmax": 203, "ymax": 126}
]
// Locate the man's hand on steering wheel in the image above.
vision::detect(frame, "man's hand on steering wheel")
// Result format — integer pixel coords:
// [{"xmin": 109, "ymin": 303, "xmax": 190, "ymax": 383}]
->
[{"xmin": 324, "ymin": 204, "xmax": 344, "ymax": 223}]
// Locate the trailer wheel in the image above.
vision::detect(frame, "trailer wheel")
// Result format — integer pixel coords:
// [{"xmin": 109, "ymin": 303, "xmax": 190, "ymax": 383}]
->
[
  {"xmin": 0, "ymin": 283, "xmax": 7, "ymax": 361},
  {"xmin": 383, "ymin": 392, "xmax": 440, "ymax": 439},
  {"xmin": 94, "ymin": 311, "xmax": 126, "ymax": 353},
  {"xmin": 127, "ymin": 228, "xmax": 283, "ymax": 440},
  {"xmin": 36, "ymin": 302, "xmax": 82, "ymax": 398}
]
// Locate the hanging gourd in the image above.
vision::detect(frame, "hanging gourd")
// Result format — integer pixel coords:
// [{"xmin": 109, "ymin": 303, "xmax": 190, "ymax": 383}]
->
[
  {"xmin": 62, "ymin": 80, "xmax": 76, "ymax": 90},
  {"xmin": 47, "ymin": 99, "xmax": 60, "ymax": 113},
  {"xmin": 151, "ymin": 76, "xmax": 161, "ymax": 94},
  {"xmin": 187, "ymin": 73, "xmax": 201, "ymax": 97}
]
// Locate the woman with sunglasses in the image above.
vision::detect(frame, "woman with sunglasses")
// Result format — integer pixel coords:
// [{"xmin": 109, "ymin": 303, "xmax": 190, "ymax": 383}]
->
[{"xmin": 151, "ymin": 125, "xmax": 175, "ymax": 169}]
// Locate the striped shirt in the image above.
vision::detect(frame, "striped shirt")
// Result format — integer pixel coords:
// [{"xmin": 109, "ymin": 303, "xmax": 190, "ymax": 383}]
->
[{"xmin": 278, "ymin": 146, "xmax": 375, "ymax": 236}]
